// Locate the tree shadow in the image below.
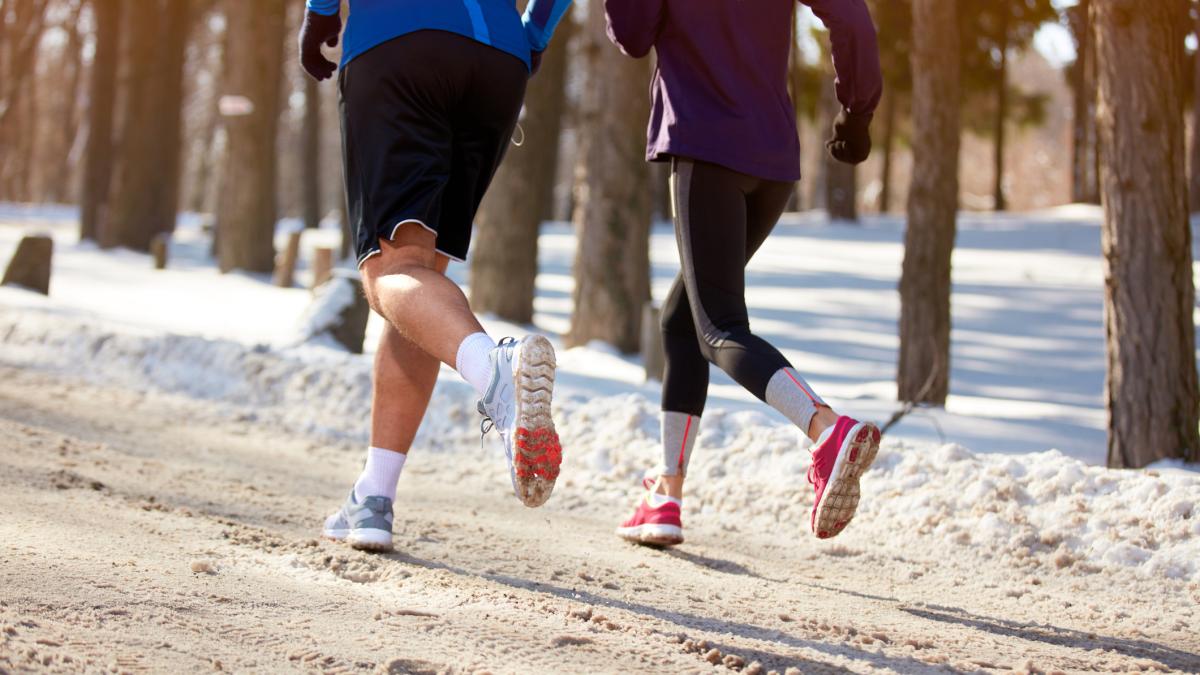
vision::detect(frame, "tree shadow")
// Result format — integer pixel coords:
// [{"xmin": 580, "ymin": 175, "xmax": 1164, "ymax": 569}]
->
[
  {"xmin": 899, "ymin": 606, "xmax": 1199, "ymax": 672},
  {"xmin": 376, "ymin": 550, "xmax": 949, "ymax": 674}
]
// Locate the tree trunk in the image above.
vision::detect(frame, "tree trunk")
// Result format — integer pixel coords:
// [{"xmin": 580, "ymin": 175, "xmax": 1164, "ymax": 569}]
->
[
  {"xmin": 567, "ymin": 3, "xmax": 653, "ymax": 352},
  {"xmin": 822, "ymin": 77, "xmax": 857, "ymax": 222},
  {"xmin": 470, "ymin": 16, "xmax": 572, "ymax": 324},
  {"xmin": 302, "ymin": 75, "xmax": 322, "ymax": 230},
  {"xmin": 1095, "ymin": 0, "xmax": 1200, "ymax": 467},
  {"xmin": 0, "ymin": 0, "xmax": 51, "ymax": 199},
  {"xmin": 1069, "ymin": 0, "xmax": 1101, "ymax": 205},
  {"xmin": 104, "ymin": 0, "xmax": 191, "ymax": 250},
  {"xmin": 1190, "ymin": 6, "xmax": 1200, "ymax": 212},
  {"xmin": 48, "ymin": 3, "xmax": 85, "ymax": 205},
  {"xmin": 79, "ymin": 0, "xmax": 120, "ymax": 241},
  {"xmin": 993, "ymin": 16, "xmax": 1009, "ymax": 212},
  {"xmin": 879, "ymin": 88, "xmax": 897, "ymax": 213},
  {"xmin": 215, "ymin": 0, "xmax": 287, "ymax": 273},
  {"xmin": 898, "ymin": 0, "xmax": 961, "ymax": 405}
]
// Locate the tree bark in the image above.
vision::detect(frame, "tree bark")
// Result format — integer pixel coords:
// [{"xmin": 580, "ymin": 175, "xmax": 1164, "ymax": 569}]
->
[
  {"xmin": 1190, "ymin": 6, "xmax": 1200, "ymax": 213},
  {"xmin": 79, "ymin": 0, "xmax": 120, "ymax": 241},
  {"xmin": 1069, "ymin": 0, "xmax": 1101, "ymax": 205},
  {"xmin": 104, "ymin": 0, "xmax": 191, "ymax": 250},
  {"xmin": 567, "ymin": 3, "xmax": 653, "ymax": 352},
  {"xmin": 48, "ymin": 1, "xmax": 85, "ymax": 205},
  {"xmin": 993, "ymin": 14, "xmax": 1009, "ymax": 212},
  {"xmin": 215, "ymin": 0, "xmax": 287, "ymax": 273},
  {"xmin": 879, "ymin": 88, "xmax": 897, "ymax": 213},
  {"xmin": 302, "ymin": 75, "xmax": 322, "ymax": 230},
  {"xmin": 1095, "ymin": 0, "xmax": 1200, "ymax": 468},
  {"xmin": 897, "ymin": 0, "xmax": 961, "ymax": 405},
  {"xmin": 822, "ymin": 77, "xmax": 857, "ymax": 222},
  {"xmin": 470, "ymin": 16, "xmax": 572, "ymax": 324},
  {"xmin": 0, "ymin": 0, "xmax": 51, "ymax": 199}
]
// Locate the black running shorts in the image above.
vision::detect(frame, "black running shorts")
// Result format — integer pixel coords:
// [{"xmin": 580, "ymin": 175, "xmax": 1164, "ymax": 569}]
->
[{"xmin": 339, "ymin": 30, "xmax": 528, "ymax": 266}]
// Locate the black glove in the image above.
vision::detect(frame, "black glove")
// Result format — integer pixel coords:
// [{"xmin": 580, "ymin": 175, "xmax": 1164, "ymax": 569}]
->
[
  {"xmin": 299, "ymin": 10, "xmax": 342, "ymax": 82},
  {"xmin": 529, "ymin": 49, "xmax": 544, "ymax": 76},
  {"xmin": 826, "ymin": 109, "xmax": 872, "ymax": 165}
]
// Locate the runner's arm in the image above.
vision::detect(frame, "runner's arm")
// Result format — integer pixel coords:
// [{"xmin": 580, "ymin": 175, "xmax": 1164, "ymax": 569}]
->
[
  {"xmin": 604, "ymin": 0, "xmax": 665, "ymax": 58},
  {"xmin": 524, "ymin": 0, "xmax": 575, "ymax": 52},
  {"xmin": 799, "ymin": 0, "xmax": 883, "ymax": 115}
]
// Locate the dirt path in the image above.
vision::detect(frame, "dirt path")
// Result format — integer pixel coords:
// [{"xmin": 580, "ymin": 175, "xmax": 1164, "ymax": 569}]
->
[{"xmin": 0, "ymin": 365, "xmax": 1196, "ymax": 674}]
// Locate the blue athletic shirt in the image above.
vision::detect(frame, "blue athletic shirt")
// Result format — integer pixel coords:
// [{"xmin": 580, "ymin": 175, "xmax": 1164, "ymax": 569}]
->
[{"xmin": 306, "ymin": 0, "xmax": 574, "ymax": 71}]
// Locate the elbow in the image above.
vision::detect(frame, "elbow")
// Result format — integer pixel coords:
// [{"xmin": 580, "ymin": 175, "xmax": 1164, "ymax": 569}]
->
[
  {"xmin": 620, "ymin": 40, "xmax": 655, "ymax": 59},
  {"xmin": 606, "ymin": 25, "xmax": 654, "ymax": 58}
]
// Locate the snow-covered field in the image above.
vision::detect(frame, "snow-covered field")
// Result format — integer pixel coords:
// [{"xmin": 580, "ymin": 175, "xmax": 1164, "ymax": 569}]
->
[{"xmin": 1, "ymin": 203, "xmax": 1198, "ymax": 587}]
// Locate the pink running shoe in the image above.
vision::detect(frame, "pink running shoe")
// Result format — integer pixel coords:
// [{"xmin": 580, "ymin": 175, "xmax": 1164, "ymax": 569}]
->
[
  {"xmin": 616, "ymin": 479, "xmax": 684, "ymax": 547},
  {"xmin": 809, "ymin": 416, "xmax": 880, "ymax": 539}
]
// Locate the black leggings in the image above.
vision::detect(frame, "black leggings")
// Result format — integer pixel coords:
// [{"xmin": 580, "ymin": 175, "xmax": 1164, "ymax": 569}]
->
[{"xmin": 661, "ymin": 158, "xmax": 798, "ymax": 417}]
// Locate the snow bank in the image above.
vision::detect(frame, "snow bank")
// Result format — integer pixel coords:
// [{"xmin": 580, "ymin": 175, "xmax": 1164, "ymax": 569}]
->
[{"xmin": 2, "ymin": 302, "xmax": 1197, "ymax": 584}]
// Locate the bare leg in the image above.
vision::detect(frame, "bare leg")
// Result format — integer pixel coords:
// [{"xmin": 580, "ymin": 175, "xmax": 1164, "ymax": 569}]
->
[
  {"xmin": 369, "ymin": 252, "xmax": 449, "ymax": 453},
  {"xmin": 360, "ymin": 224, "xmax": 485, "ymax": 368}
]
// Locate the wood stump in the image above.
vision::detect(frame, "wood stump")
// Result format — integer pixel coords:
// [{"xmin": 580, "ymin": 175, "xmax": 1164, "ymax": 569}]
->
[
  {"xmin": 273, "ymin": 230, "xmax": 301, "ymax": 287},
  {"xmin": 641, "ymin": 302, "xmax": 664, "ymax": 382},
  {"xmin": 296, "ymin": 270, "xmax": 370, "ymax": 353},
  {"xmin": 2, "ymin": 235, "xmax": 53, "ymax": 295},
  {"xmin": 311, "ymin": 246, "xmax": 333, "ymax": 290},
  {"xmin": 151, "ymin": 233, "xmax": 169, "ymax": 270}
]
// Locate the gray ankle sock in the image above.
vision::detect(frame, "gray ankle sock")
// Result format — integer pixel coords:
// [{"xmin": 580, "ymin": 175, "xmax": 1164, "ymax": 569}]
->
[
  {"xmin": 660, "ymin": 411, "xmax": 699, "ymax": 476},
  {"xmin": 765, "ymin": 368, "xmax": 826, "ymax": 433}
]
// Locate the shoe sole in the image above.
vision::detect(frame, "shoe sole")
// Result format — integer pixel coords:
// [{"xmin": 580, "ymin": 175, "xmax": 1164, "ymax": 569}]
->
[
  {"xmin": 511, "ymin": 334, "xmax": 562, "ymax": 508},
  {"xmin": 616, "ymin": 524, "xmax": 684, "ymax": 547},
  {"xmin": 813, "ymin": 422, "xmax": 880, "ymax": 539},
  {"xmin": 323, "ymin": 527, "xmax": 394, "ymax": 553}
]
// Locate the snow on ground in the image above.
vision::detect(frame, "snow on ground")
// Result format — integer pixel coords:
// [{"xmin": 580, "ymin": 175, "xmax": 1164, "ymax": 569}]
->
[{"xmin": 1, "ymin": 203, "xmax": 1199, "ymax": 585}]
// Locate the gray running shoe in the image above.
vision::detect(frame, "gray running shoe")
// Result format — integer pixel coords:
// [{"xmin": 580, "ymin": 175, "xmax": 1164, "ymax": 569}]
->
[
  {"xmin": 322, "ymin": 491, "xmax": 394, "ymax": 552},
  {"xmin": 478, "ymin": 335, "xmax": 562, "ymax": 508}
]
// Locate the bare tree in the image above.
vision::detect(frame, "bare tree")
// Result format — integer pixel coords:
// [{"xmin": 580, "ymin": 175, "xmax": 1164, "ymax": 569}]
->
[
  {"xmin": 897, "ymin": 0, "xmax": 961, "ymax": 404},
  {"xmin": 1094, "ymin": 0, "xmax": 1199, "ymax": 467},
  {"xmin": 470, "ymin": 17, "xmax": 573, "ymax": 324},
  {"xmin": 1191, "ymin": 4, "xmax": 1200, "ymax": 213},
  {"xmin": 0, "ymin": 0, "xmax": 52, "ymax": 200},
  {"xmin": 567, "ymin": 3, "xmax": 652, "ymax": 352},
  {"xmin": 79, "ymin": 0, "xmax": 120, "ymax": 241},
  {"xmin": 301, "ymin": 75, "xmax": 322, "ymax": 230},
  {"xmin": 821, "ymin": 65, "xmax": 858, "ymax": 222},
  {"xmin": 1067, "ymin": 0, "xmax": 1101, "ymax": 205},
  {"xmin": 215, "ymin": 0, "xmax": 287, "ymax": 273},
  {"xmin": 45, "ymin": 0, "xmax": 85, "ymax": 204},
  {"xmin": 103, "ymin": 0, "xmax": 191, "ymax": 250}
]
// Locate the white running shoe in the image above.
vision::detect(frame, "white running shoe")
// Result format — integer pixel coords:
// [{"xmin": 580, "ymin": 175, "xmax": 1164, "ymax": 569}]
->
[{"xmin": 478, "ymin": 335, "xmax": 562, "ymax": 507}]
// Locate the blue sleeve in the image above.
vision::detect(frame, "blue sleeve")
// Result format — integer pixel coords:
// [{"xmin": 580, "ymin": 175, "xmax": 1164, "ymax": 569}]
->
[
  {"xmin": 523, "ymin": 0, "xmax": 574, "ymax": 52},
  {"xmin": 604, "ymin": 0, "xmax": 664, "ymax": 59},
  {"xmin": 307, "ymin": 0, "xmax": 339, "ymax": 16}
]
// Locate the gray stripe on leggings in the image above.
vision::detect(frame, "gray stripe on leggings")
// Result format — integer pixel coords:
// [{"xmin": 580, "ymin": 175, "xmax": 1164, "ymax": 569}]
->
[{"xmin": 670, "ymin": 158, "xmax": 729, "ymax": 348}]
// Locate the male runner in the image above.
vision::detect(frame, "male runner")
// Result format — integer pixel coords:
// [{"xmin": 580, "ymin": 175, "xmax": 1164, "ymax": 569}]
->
[
  {"xmin": 299, "ymin": 0, "xmax": 573, "ymax": 552},
  {"xmin": 606, "ymin": 0, "xmax": 884, "ymax": 545}
]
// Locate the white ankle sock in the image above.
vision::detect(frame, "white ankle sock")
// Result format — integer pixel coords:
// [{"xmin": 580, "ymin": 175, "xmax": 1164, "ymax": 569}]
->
[
  {"xmin": 456, "ymin": 332, "xmax": 496, "ymax": 396},
  {"xmin": 648, "ymin": 490, "xmax": 682, "ymax": 508},
  {"xmin": 353, "ymin": 446, "xmax": 407, "ymax": 502}
]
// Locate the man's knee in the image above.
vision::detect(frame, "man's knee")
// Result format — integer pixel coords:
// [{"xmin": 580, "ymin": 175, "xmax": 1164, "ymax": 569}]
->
[{"xmin": 359, "ymin": 228, "xmax": 449, "ymax": 312}]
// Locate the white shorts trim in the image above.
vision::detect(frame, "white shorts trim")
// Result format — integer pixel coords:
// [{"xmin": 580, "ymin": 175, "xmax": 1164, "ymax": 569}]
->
[{"xmin": 355, "ymin": 218, "xmax": 466, "ymax": 268}]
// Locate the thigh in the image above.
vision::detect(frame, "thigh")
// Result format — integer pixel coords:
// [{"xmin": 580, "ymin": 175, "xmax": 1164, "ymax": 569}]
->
[
  {"xmin": 359, "ymin": 223, "xmax": 451, "ymax": 309},
  {"xmin": 744, "ymin": 180, "xmax": 794, "ymax": 263},
  {"xmin": 671, "ymin": 158, "xmax": 754, "ymax": 340},
  {"xmin": 341, "ymin": 33, "xmax": 461, "ymax": 266}
]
